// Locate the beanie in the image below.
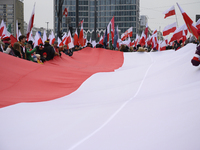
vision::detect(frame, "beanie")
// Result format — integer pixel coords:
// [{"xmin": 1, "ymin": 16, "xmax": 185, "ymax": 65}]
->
[{"xmin": 43, "ymin": 52, "xmax": 47, "ymax": 56}]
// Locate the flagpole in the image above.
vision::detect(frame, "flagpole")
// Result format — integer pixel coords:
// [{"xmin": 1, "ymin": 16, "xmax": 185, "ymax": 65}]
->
[
  {"xmin": 187, "ymin": 23, "xmax": 197, "ymax": 40},
  {"xmin": 175, "ymin": 14, "xmax": 179, "ymax": 28}
]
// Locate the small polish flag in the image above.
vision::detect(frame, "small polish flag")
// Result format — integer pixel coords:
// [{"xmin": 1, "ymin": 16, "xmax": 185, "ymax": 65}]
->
[
  {"xmin": 163, "ymin": 5, "xmax": 176, "ymax": 19},
  {"xmin": 163, "ymin": 22, "xmax": 177, "ymax": 36}
]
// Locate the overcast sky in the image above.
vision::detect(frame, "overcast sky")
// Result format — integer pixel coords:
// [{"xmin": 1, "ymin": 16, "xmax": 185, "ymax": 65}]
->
[{"xmin": 24, "ymin": 0, "xmax": 200, "ymax": 32}]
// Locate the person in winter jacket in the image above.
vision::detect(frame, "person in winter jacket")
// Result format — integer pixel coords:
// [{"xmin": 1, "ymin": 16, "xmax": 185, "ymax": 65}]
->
[
  {"xmin": 174, "ymin": 40, "xmax": 181, "ymax": 51},
  {"xmin": 43, "ymin": 40, "xmax": 55, "ymax": 61},
  {"xmin": 62, "ymin": 45, "xmax": 73, "ymax": 56},
  {"xmin": 191, "ymin": 28, "xmax": 200, "ymax": 66},
  {"xmin": 18, "ymin": 35, "xmax": 27, "ymax": 59},
  {"xmin": 12, "ymin": 42, "xmax": 22, "ymax": 58}
]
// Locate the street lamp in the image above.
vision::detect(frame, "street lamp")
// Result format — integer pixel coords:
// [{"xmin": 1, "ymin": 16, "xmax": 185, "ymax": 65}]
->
[{"xmin": 46, "ymin": 22, "xmax": 49, "ymax": 37}]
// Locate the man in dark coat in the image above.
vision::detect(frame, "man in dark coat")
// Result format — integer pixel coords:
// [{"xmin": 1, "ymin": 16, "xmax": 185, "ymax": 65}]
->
[{"xmin": 43, "ymin": 40, "xmax": 55, "ymax": 61}]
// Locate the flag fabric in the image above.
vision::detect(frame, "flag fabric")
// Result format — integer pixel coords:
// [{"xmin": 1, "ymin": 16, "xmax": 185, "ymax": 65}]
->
[
  {"xmin": 49, "ymin": 31, "xmax": 56, "ymax": 45},
  {"xmin": 79, "ymin": 20, "xmax": 84, "ymax": 47},
  {"xmin": 10, "ymin": 34, "xmax": 18, "ymax": 46},
  {"xmin": 91, "ymin": 40, "xmax": 97, "ymax": 48},
  {"xmin": 196, "ymin": 18, "xmax": 200, "ymax": 29},
  {"xmin": 121, "ymin": 27, "xmax": 132, "ymax": 41},
  {"xmin": 182, "ymin": 29, "xmax": 187, "ymax": 44},
  {"xmin": 99, "ymin": 35, "xmax": 104, "ymax": 45},
  {"xmin": 113, "ymin": 26, "xmax": 119, "ymax": 49},
  {"xmin": 139, "ymin": 31, "xmax": 146, "ymax": 46},
  {"xmin": 42, "ymin": 30, "xmax": 47, "ymax": 44},
  {"xmin": 160, "ymin": 40, "xmax": 167, "ymax": 51},
  {"xmin": 146, "ymin": 35, "xmax": 152, "ymax": 46},
  {"xmin": 1, "ymin": 44, "xmax": 200, "ymax": 150},
  {"xmin": 7, "ymin": 24, "xmax": 11, "ymax": 33},
  {"xmin": 66, "ymin": 30, "xmax": 74, "ymax": 49},
  {"xmin": 163, "ymin": 5, "xmax": 176, "ymax": 19},
  {"xmin": 27, "ymin": 3, "xmax": 35, "ymax": 39},
  {"xmin": 151, "ymin": 30, "xmax": 158, "ymax": 48},
  {"xmin": 127, "ymin": 36, "xmax": 131, "ymax": 47},
  {"xmin": 0, "ymin": 48, "xmax": 123, "ymax": 108},
  {"xmin": 58, "ymin": 37, "xmax": 62, "ymax": 46},
  {"xmin": 107, "ymin": 16, "xmax": 115, "ymax": 43},
  {"xmin": 63, "ymin": 8, "xmax": 68, "ymax": 17},
  {"xmin": 135, "ymin": 34, "xmax": 140, "ymax": 47},
  {"xmin": 0, "ymin": 20, "xmax": 7, "ymax": 39},
  {"xmin": 73, "ymin": 28, "xmax": 79, "ymax": 46},
  {"xmin": 59, "ymin": 33, "xmax": 67, "ymax": 47},
  {"xmin": 130, "ymin": 40, "xmax": 135, "ymax": 47},
  {"xmin": 163, "ymin": 22, "xmax": 177, "ymax": 36},
  {"xmin": 177, "ymin": 3, "xmax": 198, "ymax": 39},
  {"xmin": 78, "ymin": 19, "xmax": 84, "ymax": 26},
  {"xmin": 170, "ymin": 24, "xmax": 187, "ymax": 42},
  {"xmin": 18, "ymin": 30, "xmax": 22, "ymax": 38},
  {"xmin": 28, "ymin": 30, "xmax": 35, "ymax": 43},
  {"xmin": 89, "ymin": 37, "xmax": 92, "ymax": 44},
  {"xmin": 34, "ymin": 31, "xmax": 43, "ymax": 48}
]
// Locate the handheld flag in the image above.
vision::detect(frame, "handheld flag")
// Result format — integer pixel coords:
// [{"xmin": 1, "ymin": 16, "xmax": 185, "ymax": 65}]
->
[
  {"xmin": 177, "ymin": 3, "xmax": 198, "ymax": 39},
  {"xmin": 163, "ymin": 5, "xmax": 176, "ymax": 19},
  {"xmin": 27, "ymin": 3, "xmax": 35, "ymax": 39}
]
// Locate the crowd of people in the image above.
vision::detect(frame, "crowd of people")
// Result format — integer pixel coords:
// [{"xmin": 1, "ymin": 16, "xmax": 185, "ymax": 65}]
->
[
  {"xmin": 0, "ymin": 33, "xmax": 200, "ymax": 65},
  {"xmin": 0, "ymin": 35, "xmax": 75, "ymax": 64}
]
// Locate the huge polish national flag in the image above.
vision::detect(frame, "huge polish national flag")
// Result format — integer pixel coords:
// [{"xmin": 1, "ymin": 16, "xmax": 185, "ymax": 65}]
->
[{"xmin": 1, "ymin": 45, "xmax": 200, "ymax": 150}]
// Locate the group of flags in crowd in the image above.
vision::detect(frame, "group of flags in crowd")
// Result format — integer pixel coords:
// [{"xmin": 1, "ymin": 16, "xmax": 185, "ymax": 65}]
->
[{"xmin": 0, "ymin": 3, "xmax": 200, "ymax": 51}]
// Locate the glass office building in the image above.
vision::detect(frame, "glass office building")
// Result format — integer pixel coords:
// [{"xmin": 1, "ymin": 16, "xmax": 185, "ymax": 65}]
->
[
  {"xmin": 0, "ymin": 0, "xmax": 24, "ymax": 35},
  {"xmin": 54, "ymin": 0, "xmax": 140, "ymax": 39}
]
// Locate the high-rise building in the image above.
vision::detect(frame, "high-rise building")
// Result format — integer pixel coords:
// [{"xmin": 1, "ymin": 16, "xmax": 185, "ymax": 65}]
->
[
  {"xmin": 0, "ymin": 0, "xmax": 24, "ymax": 36},
  {"xmin": 54, "ymin": 0, "xmax": 140, "ymax": 39}
]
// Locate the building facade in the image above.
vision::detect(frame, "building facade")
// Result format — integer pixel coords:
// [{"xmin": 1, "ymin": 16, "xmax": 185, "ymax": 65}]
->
[
  {"xmin": 54, "ymin": 0, "xmax": 140, "ymax": 39},
  {"xmin": 0, "ymin": 0, "xmax": 24, "ymax": 36}
]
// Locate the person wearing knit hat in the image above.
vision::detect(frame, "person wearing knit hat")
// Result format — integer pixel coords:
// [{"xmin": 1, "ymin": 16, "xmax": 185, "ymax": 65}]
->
[
  {"xmin": 2, "ymin": 37, "xmax": 11, "ymax": 50},
  {"xmin": 191, "ymin": 28, "xmax": 200, "ymax": 66}
]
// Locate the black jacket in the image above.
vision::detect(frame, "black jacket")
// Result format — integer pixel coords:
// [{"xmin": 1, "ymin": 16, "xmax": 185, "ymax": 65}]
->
[
  {"xmin": 63, "ymin": 49, "xmax": 73, "ymax": 56},
  {"xmin": 43, "ymin": 44, "xmax": 55, "ymax": 60}
]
